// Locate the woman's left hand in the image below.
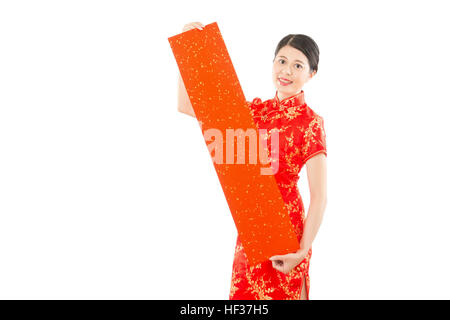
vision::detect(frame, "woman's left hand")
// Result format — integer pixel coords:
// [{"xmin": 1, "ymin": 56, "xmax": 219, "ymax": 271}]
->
[{"xmin": 269, "ymin": 249, "xmax": 308, "ymax": 274}]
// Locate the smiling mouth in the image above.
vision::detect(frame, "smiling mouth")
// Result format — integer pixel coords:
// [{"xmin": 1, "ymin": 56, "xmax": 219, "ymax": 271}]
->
[{"xmin": 278, "ymin": 77, "xmax": 293, "ymax": 84}]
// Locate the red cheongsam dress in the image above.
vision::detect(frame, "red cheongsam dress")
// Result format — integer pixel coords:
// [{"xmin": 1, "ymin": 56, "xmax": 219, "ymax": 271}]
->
[{"xmin": 229, "ymin": 89, "xmax": 327, "ymax": 300}]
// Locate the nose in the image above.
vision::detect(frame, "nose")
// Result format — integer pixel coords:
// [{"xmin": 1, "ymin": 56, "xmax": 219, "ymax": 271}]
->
[{"xmin": 282, "ymin": 66, "xmax": 293, "ymax": 76}]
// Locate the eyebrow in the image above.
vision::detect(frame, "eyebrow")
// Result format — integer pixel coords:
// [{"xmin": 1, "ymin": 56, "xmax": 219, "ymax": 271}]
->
[{"xmin": 278, "ymin": 55, "xmax": 305, "ymax": 65}]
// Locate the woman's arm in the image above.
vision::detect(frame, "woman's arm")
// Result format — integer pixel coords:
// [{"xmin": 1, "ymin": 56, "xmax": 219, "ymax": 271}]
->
[
  {"xmin": 270, "ymin": 153, "xmax": 327, "ymax": 274},
  {"xmin": 298, "ymin": 153, "xmax": 327, "ymax": 253},
  {"xmin": 177, "ymin": 72, "xmax": 196, "ymax": 118}
]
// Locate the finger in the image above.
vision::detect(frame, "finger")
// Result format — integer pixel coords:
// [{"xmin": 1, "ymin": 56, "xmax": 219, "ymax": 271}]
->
[
  {"xmin": 273, "ymin": 264, "xmax": 286, "ymax": 274},
  {"xmin": 275, "ymin": 259, "xmax": 283, "ymax": 265},
  {"xmin": 269, "ymin": 256, "xmax": 281, "ymax": 261},
  {"xmin": 271, "ymin": 261, "xmax": 283, "ymax": 270},
  {"xmin": 279, "ymin": 263, "xmax": 287, "ymax": 273}
]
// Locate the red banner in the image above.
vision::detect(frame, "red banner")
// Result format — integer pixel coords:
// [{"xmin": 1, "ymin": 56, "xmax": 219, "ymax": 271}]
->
[{"xmin": 168, "ymin": 22, "xmax": 299, "ymax": 266}]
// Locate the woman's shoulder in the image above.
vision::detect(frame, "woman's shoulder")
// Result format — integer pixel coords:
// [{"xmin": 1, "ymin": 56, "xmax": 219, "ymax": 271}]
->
[
  {"xmin": 246, "ymin": 96, "xmax": 271, "ymax": 118},
  {"xmin": 287, "ymin": 103, "xmax": 325, "ymax": 134},
  {"xmin": 246, "ymin": 96, "xmax": 271, "ymax": 106},
  {"xmin": 303, "ymin": 103, "xmax": 324, "ymax": 122},
  {"xmin": 246, "ymin": 96, "xmax": 273, "ymax": 111},
  {"xmin": 299, "ymin": 104, "xmax": 326, "ymax": 138}
]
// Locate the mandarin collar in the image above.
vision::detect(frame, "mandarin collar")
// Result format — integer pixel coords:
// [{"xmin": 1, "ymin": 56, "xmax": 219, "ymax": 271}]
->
[{"xmin": 273, "ymin": 90, "xmax": 306, "ymax": 108}]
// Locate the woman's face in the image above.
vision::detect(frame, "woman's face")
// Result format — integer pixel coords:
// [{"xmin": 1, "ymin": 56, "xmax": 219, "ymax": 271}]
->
[{"xmin": 272, "ymin": 45, "xmax": 316, "ymax": 100}]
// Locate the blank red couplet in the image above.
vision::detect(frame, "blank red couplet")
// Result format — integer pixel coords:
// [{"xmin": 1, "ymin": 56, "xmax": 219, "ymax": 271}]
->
[{"xmin": 168, "ymin": 22, "xmax": 299, "ymax": 266}]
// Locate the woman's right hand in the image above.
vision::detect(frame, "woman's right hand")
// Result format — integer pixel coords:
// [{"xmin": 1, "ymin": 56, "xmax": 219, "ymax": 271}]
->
[
  {"xmin": 182, "ymin": 22, "xmax": 205, "ymax": 32},
  {"xmin": 177, "ymin": 22, "xmax": 204, "ymax": 119}
]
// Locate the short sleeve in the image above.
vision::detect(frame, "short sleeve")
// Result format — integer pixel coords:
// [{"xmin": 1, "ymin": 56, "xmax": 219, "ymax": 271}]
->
[{"xmin": 300, "ymin": 115, "xmax": 327, "ymax": 164}]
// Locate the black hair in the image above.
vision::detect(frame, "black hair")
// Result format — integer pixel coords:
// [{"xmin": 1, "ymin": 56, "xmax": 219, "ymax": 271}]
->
[{"xmin": 273, "ymin": 34, "xmax": 320, "ymax": 74}]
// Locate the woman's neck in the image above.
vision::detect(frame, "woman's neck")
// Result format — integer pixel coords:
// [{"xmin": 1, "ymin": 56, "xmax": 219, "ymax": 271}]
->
[{"xmin": 277, "ymin": 90, "xmax": 301, "ymax": 102}]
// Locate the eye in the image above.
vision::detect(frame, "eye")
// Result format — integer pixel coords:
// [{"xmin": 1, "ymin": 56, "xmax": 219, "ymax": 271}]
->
[{"xmin": 278, "ymin": 59, "xmax": 302, "ymax": 69}]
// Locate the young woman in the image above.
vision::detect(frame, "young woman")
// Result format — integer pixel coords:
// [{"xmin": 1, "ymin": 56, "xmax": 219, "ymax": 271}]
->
[{"xmin": 177, "ymin": 22, "xmax": 327, "ymax": 300}]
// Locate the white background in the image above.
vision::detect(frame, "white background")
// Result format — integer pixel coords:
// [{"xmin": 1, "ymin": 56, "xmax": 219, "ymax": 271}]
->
[{"xmin": 1, "ymin": 0, "xmax": 449, "ymax": 299}]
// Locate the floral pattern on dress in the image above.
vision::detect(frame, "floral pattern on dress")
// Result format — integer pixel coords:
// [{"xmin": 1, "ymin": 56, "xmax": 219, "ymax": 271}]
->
[{"xmin": 229, "ymin": 90, "xmax": 327, "ymax": 300}]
